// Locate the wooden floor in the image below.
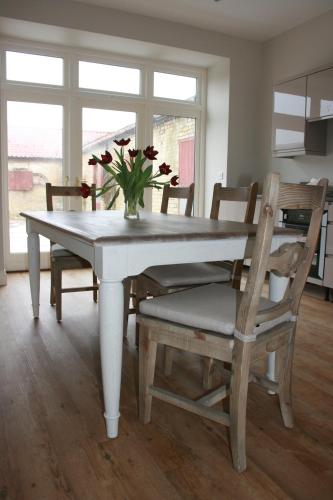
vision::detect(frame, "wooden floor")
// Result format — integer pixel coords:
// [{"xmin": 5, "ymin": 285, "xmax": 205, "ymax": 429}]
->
[{"xmin": 0, "ymin": 271, "xmax": 333, "ymax": 500}]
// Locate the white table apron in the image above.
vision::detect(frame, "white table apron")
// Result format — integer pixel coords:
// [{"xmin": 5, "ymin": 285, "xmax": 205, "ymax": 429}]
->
[{"xmin": 25, "ymin": 217, "xmax": 296, "ymax": 438}]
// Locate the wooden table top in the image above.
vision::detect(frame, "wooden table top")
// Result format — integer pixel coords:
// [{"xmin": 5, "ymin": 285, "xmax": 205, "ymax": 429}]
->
[{"xmin": 21, "ymin": 210, "xmax": 301, "ymax": 245}]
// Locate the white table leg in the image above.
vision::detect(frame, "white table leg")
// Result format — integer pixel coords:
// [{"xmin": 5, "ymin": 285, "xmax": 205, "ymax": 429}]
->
[
  {"xmin": 99, "ymin": 279, "xmax": 124, "ymax": 438},
  {"xmin": 267, "ymin": 273, "xmax": 290, "ymax": 384},
  {"xmin": 27, "ymin": 231, "xmax": 40, "ymax": 319}
]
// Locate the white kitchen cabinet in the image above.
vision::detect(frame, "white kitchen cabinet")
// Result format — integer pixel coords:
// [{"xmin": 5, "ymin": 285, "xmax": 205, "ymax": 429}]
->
[
  {"xmin": 307, "ymin": 67, "xmax": 333, "ymax": 121},
  {"xmin": 272, "ymin": 76, "xmax": 327, "ymax": 157}
]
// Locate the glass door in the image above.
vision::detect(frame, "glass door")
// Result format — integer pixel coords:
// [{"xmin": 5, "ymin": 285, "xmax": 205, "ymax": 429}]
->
[
  {"xmin": 6, "ymin": 101, "xmax": 63, "ymax": 270},
  {"xmin": 151, "ymin": 114, "xmax": 196, "ymax": 214},
  {"xmin": 81, "ymin": 107, "xmax": 137, "ymax": 211}
]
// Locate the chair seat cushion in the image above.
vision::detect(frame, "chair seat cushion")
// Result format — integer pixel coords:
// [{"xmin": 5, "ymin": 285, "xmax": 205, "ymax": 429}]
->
[
  {"xmin": 143, "ymin": 263, "xmax": 231, "ymax": 288},
  {"xmin": 51, "ymin": 243, "xmax": 76, "ymax": 258},
  {"xmin": 139, "ymin": 283, "xmax": 292, "ymax": 336}
]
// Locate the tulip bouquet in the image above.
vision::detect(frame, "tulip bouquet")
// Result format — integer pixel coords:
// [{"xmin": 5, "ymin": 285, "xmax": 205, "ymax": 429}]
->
[{"xmin": 87, "ymin": 138, "xmax": 178, "ymax": 219}]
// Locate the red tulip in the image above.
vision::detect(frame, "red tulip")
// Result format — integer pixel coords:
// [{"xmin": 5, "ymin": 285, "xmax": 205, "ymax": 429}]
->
[
  {"xmin": 114, "ymin": 138, "xmax": 131, "ymax": 146},
  {"xmin": 170, "ymin": 175, "xmax": 179, "ymax": 186},
  {"xmin": 143, "ymin": 145, "xmax": 158, "ymax": 160},
  {"xmin": 159, "ymin": 162, "xmax": 172, "ymax": 175},
  {"xmin": 128, "ymin": 149, "xmax": 139, "ymax": 158},
  {"xmin": 101, "ymin": 150, "xmax": 112, "ymax": 164},
  {"xmin": 80, "ymin": 182, "xmax": 91, "ymax": 198},
  {"xmin": 88, "ymin": 158, "xmax": 97, "ymax": 165}
]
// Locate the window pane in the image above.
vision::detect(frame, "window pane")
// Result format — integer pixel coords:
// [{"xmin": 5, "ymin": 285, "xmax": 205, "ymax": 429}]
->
[
  {"xmin": 6, "ymin": 51, "xmax": 63, "ymax": 85},
  {"xmin": 152, "ymin": 115, "xmax": 196, "ymax": 214},
  {"xmin": 79, "ymin": 61, "xmax": 140, "ymax": 94},
  {"xmin": 154, "ymin": 72, "xmax": 196, "ymax": 101},
  {"xmin": 82, "ymin": 108, "xmax": 136, "ymax": 210},
  {"xmin": 7, "ymin": 102, "xmax": 63, "ymax": 254}
]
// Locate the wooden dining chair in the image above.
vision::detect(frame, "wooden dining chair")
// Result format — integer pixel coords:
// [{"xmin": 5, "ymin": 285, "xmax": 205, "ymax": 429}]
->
[
  {"xmin": 137, "ymin": 173, "xmax": 327, "ymax": 472},
  {"xmin": 137, "ymin": 182, "xmax": 258, "ymax": 304},
  {"xmin": 135, "ymin": 182, "xmax": 258, "ymax": 373},
  {"xmin": 123, "ymin": 183, "xmax": 195, "ymax": 335},
  {"xmin": 46, "ymin": 183, "xmax": 98, "ymax": 321}
]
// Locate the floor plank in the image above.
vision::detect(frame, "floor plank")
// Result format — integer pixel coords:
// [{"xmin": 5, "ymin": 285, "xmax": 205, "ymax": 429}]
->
[{"xmin": 0, "ymin": 271, "xmax": 333, "ymax": 499}]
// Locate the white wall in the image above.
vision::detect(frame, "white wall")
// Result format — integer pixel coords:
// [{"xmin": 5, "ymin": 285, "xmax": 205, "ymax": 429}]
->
[
  {"xmin": 260, "ymin": 9, "xmax": 333, "ymax": 185},
  {"xmin": 205, "ymin": 60, "xmax": 230, "ymax": 215}
]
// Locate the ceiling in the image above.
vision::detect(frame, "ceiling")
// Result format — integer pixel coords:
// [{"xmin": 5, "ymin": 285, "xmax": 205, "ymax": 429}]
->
[{"xmin": 78, "ymin": 0, "xmax": 333, "ymax": 41}]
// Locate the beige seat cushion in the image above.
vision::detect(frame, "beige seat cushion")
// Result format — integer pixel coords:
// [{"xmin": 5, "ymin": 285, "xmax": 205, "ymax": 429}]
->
[
  {"xmin": 139, "ymin": 283, "xmax": 291, "ymax": 336},
  {"xmin": 143, "ymin": 263, "xmax": 231, "ymax": 288}
]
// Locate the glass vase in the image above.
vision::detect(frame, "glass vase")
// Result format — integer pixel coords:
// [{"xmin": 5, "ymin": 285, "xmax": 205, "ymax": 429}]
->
[{"xmin": 124, "ymin": 199, "xmax": 140, "ymax": 220}]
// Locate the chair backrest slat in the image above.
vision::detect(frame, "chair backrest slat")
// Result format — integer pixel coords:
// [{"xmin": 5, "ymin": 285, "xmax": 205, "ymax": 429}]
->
[
  {"xmin": 160, "ymin": 183, "xmax": 195, "ymax": 217},
  {"xmin": 209, "ymin": 183, "xmax": 258, "ymax": 222},
  {"xmin": 46, "ymin": 183, "xmax": 97, "ymax": 211},
  {"xmin": 278, "ymin": 183, "xmax": 325, "ymax": 210},
  {"xmin": 288, "ymin": 178, "xmax": 327, "ymax": 314}
]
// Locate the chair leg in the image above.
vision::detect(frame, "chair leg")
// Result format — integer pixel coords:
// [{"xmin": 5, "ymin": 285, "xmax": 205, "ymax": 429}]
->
[
  {"xmin": 229, "ymin": 340, "xmax": 252, "ymax": 473},
  {"xmin": 135, "ymin": 278, "xmax": 147, "ymax": 346},
  {"xmin": 202, "ymin": 357, "xmax": 215, "ymax": 390},
  {"xmin": 123, "ymin": 278, "xmax": 131, "ymax": 338},
  {"xmin": 50, "ymin": 260, "xmax": 56, "ymax": 306},
  {"xmin": 164, "ymin": 346, "xmax": 177, "ymax": 376},
  {"xmin": 278, "ymin": 327, "xmax": 296, "ymax": 429},
  {"xmin": 93, "ymin": 271, "xmax": 98, "ymax": 303},
  {"xmin": 139, "ymin": 326, "xmax": 157, "ymax": 424},
  {"xmin": 54, "ymin": 262, "xmax": 62, "ymax": 322}
]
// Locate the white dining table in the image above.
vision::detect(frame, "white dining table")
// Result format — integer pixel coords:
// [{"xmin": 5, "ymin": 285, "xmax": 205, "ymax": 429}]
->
[{"xmin": 21, "ymin": 209, "xmax": 299, "ymax": 438}]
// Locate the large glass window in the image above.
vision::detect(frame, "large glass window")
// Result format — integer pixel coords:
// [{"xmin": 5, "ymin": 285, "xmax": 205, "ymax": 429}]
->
[
  {"xmin": 82, "ymin": 108, "xmax": 136, "ymax": 210},
  {"xmin": 7, "ymin": 101, "xmax": 63, "ymax": 254},
  {"xmin": 1, "ymin": 43, "xmax": 203, "ymax": 271},
  {"xmin": 152, "ymin": 114, "xmax": 196, "ymax": 214},
  {"xmin": 79, "ymin": 61, "xmax": 140, "ymax": 94},
  {"xmin": 6, "ymin": 51, "xmax": 63, "ymax": 85}
]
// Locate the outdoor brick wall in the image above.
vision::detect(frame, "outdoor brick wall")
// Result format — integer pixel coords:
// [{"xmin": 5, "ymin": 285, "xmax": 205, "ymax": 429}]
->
[
  {"xmin": 152, "ymin": 116, "xmax": 195, "ymax": 214},
  {"xmin": 9, "ymin": 160, "xmax": 62, "ymax": 220}
]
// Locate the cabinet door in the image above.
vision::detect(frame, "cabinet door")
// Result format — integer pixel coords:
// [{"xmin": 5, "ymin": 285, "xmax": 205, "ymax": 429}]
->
[
  {"xmin": 306, "ymin": 67, "xmax": 333, "ymax": 120},
  {"xmin": 272, "ymin": 77, "xmax": 307, "ymax": 155}
]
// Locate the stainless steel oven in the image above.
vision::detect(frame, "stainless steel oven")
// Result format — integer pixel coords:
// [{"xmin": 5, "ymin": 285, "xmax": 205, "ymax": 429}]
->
[{"xmin": 281, "ymin": 209, "xmax": 328, "ymax": 280}]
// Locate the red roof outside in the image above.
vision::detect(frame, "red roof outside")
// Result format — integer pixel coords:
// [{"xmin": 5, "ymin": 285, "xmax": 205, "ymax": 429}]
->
[{"xmin": 8, "ymin": 128, "xmax": 111, "ymax": 159}]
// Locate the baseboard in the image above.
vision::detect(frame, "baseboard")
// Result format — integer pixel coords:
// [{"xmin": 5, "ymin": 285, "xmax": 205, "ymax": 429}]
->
[{"xmin": 0, "ymin": 269, "xmax": 7, "ymax": 286}]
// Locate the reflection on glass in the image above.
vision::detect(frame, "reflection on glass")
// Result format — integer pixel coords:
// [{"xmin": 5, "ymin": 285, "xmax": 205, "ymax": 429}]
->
[
  {"xmin": 6, "ymin": 51, "xmax": 63, "ymax": 85},
  {"xmin": 276, "ymin": 129, "xmax": 304, "ymax": 147},
  {"xmin": 7, "ymin": 101, "xmax": 63, "ymax": 253},
  {"xmin": 154, "ymin": 72, "xmax": 196, "ymax": 101},
  {"xmin": 274, "ymin": 91, "xmax": 305, "ymax": 117},
  {"xmin": 79, "ymin": 61, "xmax": 140, "ymax": 94},
  {"xmin": 152, "ymin": 115, "xmax": 195, "ymax": 214},
  {"xmin": 320, "ymin": 99, "xmax": 333, "ymax": 117},
  {"xmin": 82, "ymin": 108, "xmax": 136, "ymax": 210}
]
